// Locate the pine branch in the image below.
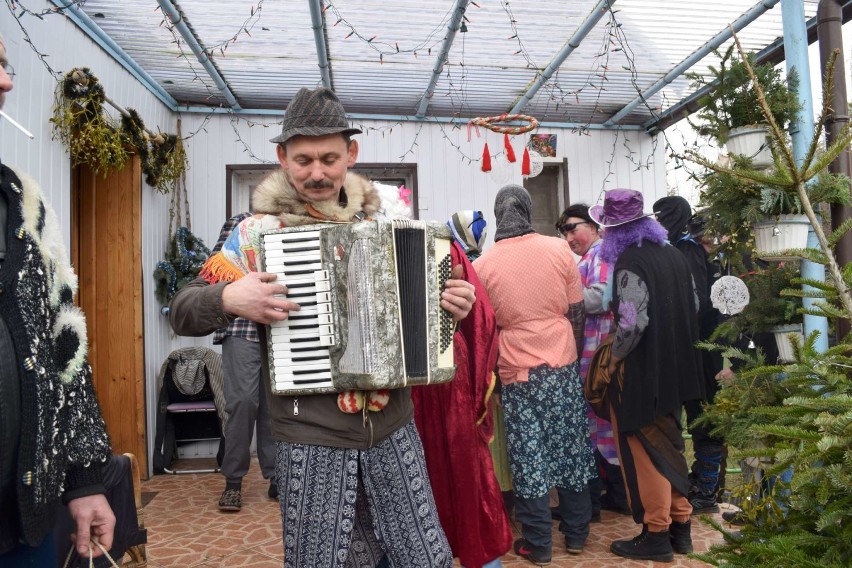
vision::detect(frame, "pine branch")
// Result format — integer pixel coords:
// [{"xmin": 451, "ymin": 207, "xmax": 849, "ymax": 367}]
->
[{"xmin": 828, "ymin": 217, "xmax": 852, "ymax": 249}]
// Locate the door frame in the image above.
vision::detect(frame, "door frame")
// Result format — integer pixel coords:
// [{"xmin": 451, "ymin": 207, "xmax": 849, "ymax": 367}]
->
[{"xmin": 70, "ymin": 157, "xmax": 147, "ymax": 474}]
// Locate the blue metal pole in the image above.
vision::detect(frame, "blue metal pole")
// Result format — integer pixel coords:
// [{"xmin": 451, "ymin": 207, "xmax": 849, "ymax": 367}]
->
[
  {"xmin": 781, "ymin": 0, "xmax": 828, "ymax": 351},
  {"xmin": 157, "ymin": 0, "xmax": 242, "ymax": 110},
  {"xmin": 173, "ymin": 105, "xmax": 643, "ymax": 129},
  {"xmin": 604, "ymin": 0, "xmax": 780, "ymax": 126},
  {"xmin": 509, "ymin": 0, "xmax": 615, "ymax": 115},
  {"xmin": 52, "ymin": 0, "xmax": 178, "ymax": 110},
  {"xmin": 416, "ymin": 0, "xmax": 470, "ymax": 118},
  {"xmin": 308, "ymin": 0, "xmax": 332, "ymax": 89}
]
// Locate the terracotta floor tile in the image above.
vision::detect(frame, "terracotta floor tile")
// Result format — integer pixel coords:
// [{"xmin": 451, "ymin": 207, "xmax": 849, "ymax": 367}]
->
[{"xmin": 142, "ymin": 458, "xmax": 725, "ymax": 567}]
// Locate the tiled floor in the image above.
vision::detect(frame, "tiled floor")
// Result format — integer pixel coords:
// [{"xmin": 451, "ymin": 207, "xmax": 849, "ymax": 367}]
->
[{"xmin": 141, "ymin": 459, "xmax": 728, "ymax": 567}]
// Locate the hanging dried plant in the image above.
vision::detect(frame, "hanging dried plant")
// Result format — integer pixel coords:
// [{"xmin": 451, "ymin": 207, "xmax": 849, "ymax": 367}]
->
[
  {"xmin": 50, "ymin": 68, "xmax": 128, "ymax": 175},
  {"xmin": 146, "ymin": 133, "xmax": 188, "ymax": 194},
  {"xmin": 51, "ymin": 68, "xmax": 188, "ymax": 192}
]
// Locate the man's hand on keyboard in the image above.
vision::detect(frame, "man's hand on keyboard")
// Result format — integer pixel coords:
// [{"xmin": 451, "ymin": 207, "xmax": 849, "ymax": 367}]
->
[
  {"xmin": 441, "ymin": 264, "xmax": 476, "ymax": 323},
  {"xmin": 222, "ymin": 272, "xmax": 301, "ymax": 324}
]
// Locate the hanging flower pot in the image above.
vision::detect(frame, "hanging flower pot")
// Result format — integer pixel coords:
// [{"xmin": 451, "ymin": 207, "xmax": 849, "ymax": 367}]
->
[
  {"xmin": 753, "ymin": 214, "xmax": 810, "ymax": 261},
  {"xmin": 769, "ymin": 323, "xmax": 804, "ymax": 363},
  {"xmin": 725, "ymin": 126, "xmax": 773, "ymax": 169}
]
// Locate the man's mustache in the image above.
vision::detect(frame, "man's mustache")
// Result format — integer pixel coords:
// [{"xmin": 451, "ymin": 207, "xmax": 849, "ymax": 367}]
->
[{"xmin": 303, "ymin": 179, "xmax": 334, "ymax": 189}]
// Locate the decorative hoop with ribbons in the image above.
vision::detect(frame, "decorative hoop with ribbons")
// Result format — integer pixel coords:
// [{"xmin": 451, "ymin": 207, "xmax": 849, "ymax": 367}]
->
[{"xmin": 470, "ymin": 113, "xmax": 539, "ymax": 135}]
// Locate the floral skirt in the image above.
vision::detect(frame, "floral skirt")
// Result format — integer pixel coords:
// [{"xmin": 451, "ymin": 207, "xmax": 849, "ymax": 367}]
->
[{"xmin": 502, "ymin": 362, "xmax": 595, "ymax": 499}]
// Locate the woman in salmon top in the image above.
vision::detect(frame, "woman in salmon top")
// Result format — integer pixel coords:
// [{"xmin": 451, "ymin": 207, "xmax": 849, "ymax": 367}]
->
[{"xmin": 474, "ymin": 185, "xmax": 594, "ymax": 566}]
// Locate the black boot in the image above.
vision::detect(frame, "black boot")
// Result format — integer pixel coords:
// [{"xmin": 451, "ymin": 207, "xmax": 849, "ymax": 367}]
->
[
  {"xmin": 669, "ymin": 520, "xmax": 693, "ymax": 554},
  {"xmin": 610, "ymin": 526, "xmax": 674, "ymax": 562},
  {"xmin": 503, "ymin": 490, "xmax": 515, "ymax": 519}
]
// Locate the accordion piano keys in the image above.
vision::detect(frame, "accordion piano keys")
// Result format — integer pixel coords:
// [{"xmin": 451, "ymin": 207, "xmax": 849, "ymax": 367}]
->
[
  {"xmin": 264, "ymin": 230, "xmax": 337, "ymax": 393},
  {"xmin": 261, "ymin": 221, "xmax": 456, "ymax": 396}
]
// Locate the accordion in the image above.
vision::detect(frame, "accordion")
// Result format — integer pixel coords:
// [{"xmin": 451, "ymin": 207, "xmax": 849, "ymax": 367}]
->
[{"xmin": 259, "ymin": 220, "xmax": 457, "ymax": 395}]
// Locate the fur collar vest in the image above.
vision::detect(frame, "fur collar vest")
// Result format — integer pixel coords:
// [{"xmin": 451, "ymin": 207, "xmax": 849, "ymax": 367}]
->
[{"xmin": 252, "ymin": 170, "xmax": 383, "ymax": 226}]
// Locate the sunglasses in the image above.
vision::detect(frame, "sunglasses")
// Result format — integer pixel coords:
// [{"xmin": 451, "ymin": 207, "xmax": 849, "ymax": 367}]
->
[{"xmin": 559, "ymin": 221, "xmax": 590, "ymax": 235}]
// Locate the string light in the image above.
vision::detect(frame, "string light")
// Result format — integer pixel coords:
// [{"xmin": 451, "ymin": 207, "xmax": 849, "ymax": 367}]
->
[
  {"xmin": 204, "ymin": 0, "xmax": 265, "ymax": 56},
  {"xmin": 5, "ymin": 0, "xmax": 712, "ymax": 185},
  {"xmin": 322, "ymin": 0, "xmax": 454, "ymax": 61}
]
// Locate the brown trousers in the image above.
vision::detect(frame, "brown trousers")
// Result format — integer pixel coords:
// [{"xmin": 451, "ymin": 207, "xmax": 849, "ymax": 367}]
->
[{"xmin": 610, "ymin": 409, "xmax": 692, "ymax": 532}]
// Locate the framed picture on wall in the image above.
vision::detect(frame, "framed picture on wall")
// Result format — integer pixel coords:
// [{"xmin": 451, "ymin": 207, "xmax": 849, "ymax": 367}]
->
[{"xmin": 528, "ymin": 134, "xmax": 557, "ymax": 158}]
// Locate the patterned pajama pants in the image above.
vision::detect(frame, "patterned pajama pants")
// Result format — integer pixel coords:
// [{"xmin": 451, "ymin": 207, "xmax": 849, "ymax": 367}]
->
[{"xmin": 275, "ymin": 420, "xmax": 452, "ymax": 568}]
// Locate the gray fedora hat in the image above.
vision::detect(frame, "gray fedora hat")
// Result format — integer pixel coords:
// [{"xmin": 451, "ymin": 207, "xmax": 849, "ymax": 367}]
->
[{"xmin": 270, "ymin": 87, "xmax": 362, "ymax": 145}]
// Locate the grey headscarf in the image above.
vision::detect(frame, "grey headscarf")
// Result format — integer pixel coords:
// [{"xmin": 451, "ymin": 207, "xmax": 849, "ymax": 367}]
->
[{"xmin": 494, "ymin": 184, "xmax": 535, "ymax": 242}]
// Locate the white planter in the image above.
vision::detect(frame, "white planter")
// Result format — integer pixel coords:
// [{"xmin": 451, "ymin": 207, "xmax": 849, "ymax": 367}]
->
[
  {"xmin": 753, "ymin": 214, "xmax": 810, "ymax": 261},
  {"xmin": 726, "ymin": 126, "xmax": 773, "ymax": 169},
  {"xmin": 770, "ymin": 324, "xmax": 804, "ymax": 363}
]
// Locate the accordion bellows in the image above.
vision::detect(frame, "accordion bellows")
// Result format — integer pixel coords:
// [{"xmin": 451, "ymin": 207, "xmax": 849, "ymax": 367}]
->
[{"xmin": 260, "ymin": 220, "xmax": 456, "ymax": 395}]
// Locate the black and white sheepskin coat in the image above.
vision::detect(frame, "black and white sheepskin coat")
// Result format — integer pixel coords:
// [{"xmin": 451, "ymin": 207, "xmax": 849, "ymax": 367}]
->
[{"xmin": 0, "ymin": 163, "xmax": 111, "ymax": 547}]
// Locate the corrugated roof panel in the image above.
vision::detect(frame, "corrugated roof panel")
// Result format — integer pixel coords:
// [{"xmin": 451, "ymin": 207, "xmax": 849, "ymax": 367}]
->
[
  {"xmin": 72, "ymin": 0, "xmax": 829, "ymax": 126},
  {"xmin": 77, "ymin": 0, "xmax": 230, "ymax": 106}
]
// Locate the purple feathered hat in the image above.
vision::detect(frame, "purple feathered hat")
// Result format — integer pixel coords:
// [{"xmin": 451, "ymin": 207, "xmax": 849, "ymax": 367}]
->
[{"xmin": 589, "ymin": 188, "xmax": 654, "ymax": 228}]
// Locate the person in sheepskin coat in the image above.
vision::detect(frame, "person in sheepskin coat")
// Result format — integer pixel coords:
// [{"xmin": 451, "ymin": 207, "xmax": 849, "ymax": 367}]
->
[
  {"xmin": 168, "ymin": 87, "xmax": 475, "ymax": 568},
  {"xmin": 0, "ymin": 33, "xmax": 114, "ymax": 565}
]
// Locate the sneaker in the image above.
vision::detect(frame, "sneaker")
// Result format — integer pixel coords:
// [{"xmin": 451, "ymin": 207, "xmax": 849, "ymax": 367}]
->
[
  {"xmin": 268, "ymin": 480, "xmax": 279, "ymax": 500},
  {"xmin": 218, "ymin": 488, "xmax": 242, "ymax": 512},
  {"xmin": 513, "ymin": 538, "xmax": 551, "ymax": 566},
  {"xmin": 564, "ymin": 537, "xmax": 584, "ymax": 555},
  {"xmin": 689, "ymin": 492, "xmax": 720, "ymax": 515},
  {"xmin": 722, "ymin": 510, "xmax": 747, "ymax": 526}
]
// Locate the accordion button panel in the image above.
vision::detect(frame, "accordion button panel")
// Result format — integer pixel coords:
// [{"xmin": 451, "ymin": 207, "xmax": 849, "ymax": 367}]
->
[{"xmin": 263, "ymin": 230, "xmax": 336, "ymax": 393}]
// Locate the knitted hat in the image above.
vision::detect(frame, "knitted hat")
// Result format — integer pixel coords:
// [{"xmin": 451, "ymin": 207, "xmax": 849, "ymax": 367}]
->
[{"xmin": 270, "ymin": 87, "xmax": 362, "ymax": 145}]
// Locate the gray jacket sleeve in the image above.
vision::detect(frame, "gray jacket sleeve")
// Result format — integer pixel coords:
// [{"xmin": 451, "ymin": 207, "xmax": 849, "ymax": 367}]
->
[
  {"xmin": 168, "ymin": 278, "xmax": 235, "ymax": 336},
  {"xmin": 583, "ymin": 281, "xmax": 608, "ymax": 314}
]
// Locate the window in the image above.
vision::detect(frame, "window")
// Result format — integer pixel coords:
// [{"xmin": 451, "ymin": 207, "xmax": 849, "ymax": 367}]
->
[{"xmin": 226, "ymin": 164, "xmax": 418, "ymax": 219}]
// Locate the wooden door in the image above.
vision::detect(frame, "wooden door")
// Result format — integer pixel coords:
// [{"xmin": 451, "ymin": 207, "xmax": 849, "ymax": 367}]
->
[
  {"xmin": 525, "ymin": 164, "xmax": 562, "ymax": 238},
  {"xmin": 71, "ymin": 156, "xmax": 147, "ymax": 474}
]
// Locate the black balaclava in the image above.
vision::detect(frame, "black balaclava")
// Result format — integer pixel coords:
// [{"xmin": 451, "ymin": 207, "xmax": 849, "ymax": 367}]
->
[
  {"xmin": 494, "ymin": 184, "xmax": 535, "ymax": 242},
  {"xmin": 652, "ymin": 195, "xmax": 692, "ymax": 243}
]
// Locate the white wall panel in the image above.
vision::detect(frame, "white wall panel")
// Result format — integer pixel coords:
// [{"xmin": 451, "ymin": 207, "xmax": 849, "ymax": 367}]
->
[{"xmin": 180, "ymin": 116, "xmax": 666, "ymax": 249}]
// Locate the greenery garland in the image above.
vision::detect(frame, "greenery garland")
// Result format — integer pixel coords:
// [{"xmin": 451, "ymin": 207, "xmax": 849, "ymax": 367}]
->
[
  {"xmin": 153, "ymin": 226, "xmax": 211, "ymax": 306},
  {"xmin": 51, "ymin": 68, "xmax": 187, "ymax": 192}
]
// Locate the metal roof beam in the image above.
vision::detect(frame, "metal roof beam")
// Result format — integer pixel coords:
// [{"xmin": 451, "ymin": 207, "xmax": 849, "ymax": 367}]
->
[
  {"xmin": 308, "ymin": 0, "xmax": 333, "ymax": 89},
  {"xmin": 509, "ymin": 0, "xmax": 615, "ymax": 115},
  {"xmin": 51, "ymin": 0, "xmax": 178, "ymax": 110},
  {"xmin": 157, "ymin": 0, "xmax": 241, "ymax": 109},
  {"xmin": 173, "ymin": 105, "xmax": 643, "ymax": 129},
  {"xmin": 603, "ymin": 0, "xmax": 780, "ymax": 127},
  {"xmin": 646, "ymin": 0, "xmax": 852, "ymax": 132},
  {"xmin": 415, "ymin": 0, "xmax": 470, "ymax": 118}
]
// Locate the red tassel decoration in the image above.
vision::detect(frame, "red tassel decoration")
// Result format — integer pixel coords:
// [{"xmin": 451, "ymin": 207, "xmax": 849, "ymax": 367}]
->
[
  {"xmin": 481, "ymin": 143, "xmax": 492, "ymax": 172},
  {"xmin": 504, "ymin": 133, "xmax": 516, "ymax": 163},
  {"xmin": 521, "ymin": 147, "xmax": 531, "ymax": 176}
]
